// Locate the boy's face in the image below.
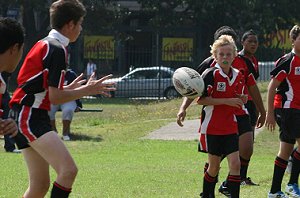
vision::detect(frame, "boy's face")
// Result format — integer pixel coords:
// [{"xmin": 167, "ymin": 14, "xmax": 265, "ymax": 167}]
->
[
  {"xmin": 0, "ymin": 43, "xmax": 24, "ymax": 73},
  {"xmin": 242, "ymin": 35, "xmax": 258, "ymax": 55},
  {"xmin": 215, "ymin": 44, "xmax": 235, "ymax": 70},
  {"xmin": 69, "ymin": 17, "xmax": 84, "ymax": 42},
  {"xmin": 293, "ymin": 34, "xmax": 300, "ymax": 53}
]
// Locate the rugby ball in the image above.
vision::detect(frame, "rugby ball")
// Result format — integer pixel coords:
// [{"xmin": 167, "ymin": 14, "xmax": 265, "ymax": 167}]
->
[{"xmin": 172, "ymin": 67, "xmax": 204, "ymax": 99}]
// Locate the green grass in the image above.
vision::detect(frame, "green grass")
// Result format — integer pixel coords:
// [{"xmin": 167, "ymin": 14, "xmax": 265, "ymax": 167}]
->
[{"xmin": 0, "ymin": 83, "xmax": 290, "ymax": 197}]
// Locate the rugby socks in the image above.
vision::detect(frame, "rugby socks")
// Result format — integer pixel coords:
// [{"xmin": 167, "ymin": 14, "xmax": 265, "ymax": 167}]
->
[
  {"xmin": 240, "ymin": 156, "xmax": 250, "ymax": 179},
  {"xmin": 270, "ymin": 156, "xmax": 288, "ymax": 193},
  {"xmin": 202, "ymin": 172, "xmax": 217, "ymax": 198},
  {"xmin": 227, "ymin": 175, "xmax": 241, "ymax": 198},
  {"xmin": 51, "ymin": 181, "xmax": 72, "ymax": 198},
  {"xmin": 203, "ymin": 162, "xmax": 219, "ymax": 183},
  {"xmin": 288, "ymin": 150, "xmax": 300, "ymax": 184}
]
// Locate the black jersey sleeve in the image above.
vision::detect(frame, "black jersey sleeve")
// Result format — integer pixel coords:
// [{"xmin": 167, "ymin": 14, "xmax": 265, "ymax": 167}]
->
[
  {"xmin": 43, "ymin": 38, "xmax": 67, "ymax": 88},
  {"xmin": 196, "ymin": 56, "xmax": 214, "ymax": 75},
  {"xmin": 201, "ymin": 67, "xmax": 216, "ymax": 97},
  {"xmin": 47, "ymin": 48, "xmax": 66, "ymax": 88},
  {"xmin": 237, "ymin": 54, "xmax": 259, "ymax": 80},
  {"xmin": 270, "ymin": 52, "xmax": 293, "ymax": 77}
]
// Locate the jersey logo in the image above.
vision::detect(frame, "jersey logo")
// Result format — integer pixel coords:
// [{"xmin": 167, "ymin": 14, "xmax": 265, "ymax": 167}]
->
[
  {"xmin": 217, "ymin": 82, "xmax": 226, "ymax": 92},
  {"xmin": 295, "ymin": 67, "xmax": 300, "ymax": 75}
]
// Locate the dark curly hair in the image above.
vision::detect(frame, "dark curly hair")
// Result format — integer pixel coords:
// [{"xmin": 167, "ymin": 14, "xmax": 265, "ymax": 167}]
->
[
  {"xmin": 214, "ymin": 26, "xmax": 238, "ymax": 43},
  {"xmin": 0, "ymin": 17, "xmax": 24, "ymax": 54}
]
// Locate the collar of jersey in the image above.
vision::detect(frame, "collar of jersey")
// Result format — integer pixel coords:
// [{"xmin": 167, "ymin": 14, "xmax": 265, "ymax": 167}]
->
[
  {"xmin": 48, "ymin": 29, "xmax": 70, "ymax": 47},
  {"xmin": 215, "ymin": 63, "xmax": 239, "ymax": 85}
]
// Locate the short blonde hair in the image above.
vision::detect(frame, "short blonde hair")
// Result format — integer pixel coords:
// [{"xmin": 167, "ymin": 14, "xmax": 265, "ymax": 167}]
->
[{"xmin": 210, "ymin": 35, "xmax": 237, "ymax": 59}]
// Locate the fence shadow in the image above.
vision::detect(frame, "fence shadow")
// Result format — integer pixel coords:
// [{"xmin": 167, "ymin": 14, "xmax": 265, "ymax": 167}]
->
[{"xmin": 70, "ymin": 133, "xmax": 103, "ymax": 142}]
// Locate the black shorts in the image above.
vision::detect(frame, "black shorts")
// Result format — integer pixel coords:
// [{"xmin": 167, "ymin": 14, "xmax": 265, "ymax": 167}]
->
[
  {"xmin": 236, "ymin": 114, "xmax": 252, "ymax": 136},
  {"xmin": 278, "ymin": 108, "xmax": 300, "ymax": 144},
  {"xmin": 10, "ymin": 105, "xmax": 53, "ymax": 149},
  {"xmin": 198, "ymin": 133, "xmax": 239, "ymax": 156},
  {"xmin": 275, "ymin": 108, "xmax": 295, "ymax": 144},
  {"xmin": 245, "ymin": 100, "xmax": 258, "ymax": 127}
]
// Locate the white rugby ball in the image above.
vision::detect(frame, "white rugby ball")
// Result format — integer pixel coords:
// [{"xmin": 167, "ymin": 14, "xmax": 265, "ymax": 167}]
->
[{"xmin": 172, "ymin": 67, "xmax": 204, "ymax": 99}]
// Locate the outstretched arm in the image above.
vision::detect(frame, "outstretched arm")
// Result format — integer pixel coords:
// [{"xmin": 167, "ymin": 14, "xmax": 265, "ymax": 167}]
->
[
  {"xmin": 49, "ymin": 74, "xmax": 116, "ymax": 105},
  {"xmin": 177, "ymin": 97, "xmax": 194, "ymax": 127}
]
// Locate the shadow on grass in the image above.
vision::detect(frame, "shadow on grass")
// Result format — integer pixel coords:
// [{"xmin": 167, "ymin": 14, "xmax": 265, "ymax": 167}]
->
[
  {"xmin": 81, "ymin": 98, "xmax": 177, "ymax": 107},
  {"xmin": 70, "ymin": 133, "xmax": 103, "ymax": 142}
]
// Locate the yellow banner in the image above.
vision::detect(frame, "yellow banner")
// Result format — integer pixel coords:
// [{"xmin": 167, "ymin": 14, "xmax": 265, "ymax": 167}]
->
[
  {"xmin": 264, "ymin": 29, "xmax": 292, "ymax": 50},
  {"xmin": 162, "ymin": 38, "xmax": 193, "ymax": 61},
  {"xmin": 84, "ymin": 36, "xmax": 114, "ymax": 59}
]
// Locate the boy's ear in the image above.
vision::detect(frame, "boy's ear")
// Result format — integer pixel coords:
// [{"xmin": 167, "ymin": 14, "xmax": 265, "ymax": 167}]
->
[
  {"xmin": 10, "ymin": 43, "xmax": 22, "ymax": 54},
  {"xmin": 67, "ymin": 20, "xmax": 76, "ymax": 29}
]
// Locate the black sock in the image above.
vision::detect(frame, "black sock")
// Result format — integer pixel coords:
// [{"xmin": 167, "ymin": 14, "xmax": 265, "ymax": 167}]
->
[
  {"xmin": 51, "ymin": 181, "xmax": 72, "ymax": 198},
  {"xmin": 240, "ymin": 156, "xmax": 250, "ymax": 179},
  {"xmin": 204, "ymin": 162, "xmax": 209, "ymax": 173},
  {"xmin": 270, "ymin": 156, "xmax": 288, "ymax": 193},
  {"xmin": 202, "ymin": 172, "xmax": 216, "ymax": 198},
  {"xmin": 227, "ymin": 175, "xmax": 241, "ymax": 198},
  {"xmin": 289, "ymin": 150, "xmax": 300, "ymax": 184}
]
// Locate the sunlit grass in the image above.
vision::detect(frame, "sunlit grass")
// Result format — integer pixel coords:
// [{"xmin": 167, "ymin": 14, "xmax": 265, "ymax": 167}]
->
[{"xmin": 0, "ymin": 83, "xmax": 281, "ymax": 198}]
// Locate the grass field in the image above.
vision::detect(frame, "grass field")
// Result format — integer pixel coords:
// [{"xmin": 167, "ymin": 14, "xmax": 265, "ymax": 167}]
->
[{"xmin": 0, "ymin": 82, "xmax": 292, "ymax": 197}]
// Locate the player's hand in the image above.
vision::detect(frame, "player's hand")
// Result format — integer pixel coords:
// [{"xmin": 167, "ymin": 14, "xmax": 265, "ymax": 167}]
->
[
  {"xmin": 177, "ymin": 108, "xmax": 186, "ymax": 127},
  {"xmin": 225, "ymin": 98, "xmax": 244, "ymax": 108},
  {"xmin": 75, "ymin": 107, "xmax": 81, "ymax": 112},
  {"xmin": 86, "ymin": 74, "xmax": 116, "ymax": 97},
  {"xmin": 0, "ymin": 118, "xmax": 18, "ymax": 137},
  {"xmin": 265, "ymin": 112, "xmax": 276, "ymax": 132},
  {"xmin": 66, "ymin": 73, "xmax": 87, "ymax": 89},
  {"xmin": 256, "ymin": 111, "xmax": 266, "ymax": 129},
  {"xmin": 236, "ymin": 94, "xmax": 248, "ymax": 104}
]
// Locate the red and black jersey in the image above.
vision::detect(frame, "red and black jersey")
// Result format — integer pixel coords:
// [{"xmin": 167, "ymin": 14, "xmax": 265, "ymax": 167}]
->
[
  {"xmin": 271, "ymin": 51, "xmax": 300, "ymax": 109},
  {"xmin": 250, "ymin": 55, "xmax": 259, "ymax": 74},
  {"xmin": 196, "ymin": 56, "xmax": 254, "ymax": 114},
  {"xmin": 199, "ymin": 65, "xmax": 244, "ymax": 135},
  {"xmin": 10, "ymin": 30, "xmax": 68, "ymax": 110},
  {"xmin": 232, "ymin": 55, "xmax": 258, "ymax": 100}
]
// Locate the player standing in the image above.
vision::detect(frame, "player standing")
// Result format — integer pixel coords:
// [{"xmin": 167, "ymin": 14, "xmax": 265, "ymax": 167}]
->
[
  {"xmin": 231, "ymin": 29, "xmax": 265, "ymax": 186},
  {"xmin": 177, "ymin": 26, "xmax": 265, "ymax": 196},
  {"xmin": 10, "ymin": 1, "xmax": 115, "ymax": 198},
  {"xmin": 266, "ymin": 24, "xmax": 300, "ymax": 198},
  {"xmin": 199, "ymin": 35, "xmax": 245, "ymax": 198}
]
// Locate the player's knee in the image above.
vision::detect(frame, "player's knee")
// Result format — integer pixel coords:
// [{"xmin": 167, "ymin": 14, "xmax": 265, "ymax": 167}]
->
[
  {"xmin": 60, "ymin": 164, "xmax": 78, "ymax": 181},
  {"xmin": 28, "ymin": 180, "xmax": 50, "ymax": 197},
  {"xmin": 207, "ymin": 165, "xmax": 219, "ymax": 176},
  {"xmin": 239, "ymin": 148, "xmax": 253, "ymax": 159},
  {"xmin": 229, "ymin": 160, "xmax": 240, "ymax": 172}
]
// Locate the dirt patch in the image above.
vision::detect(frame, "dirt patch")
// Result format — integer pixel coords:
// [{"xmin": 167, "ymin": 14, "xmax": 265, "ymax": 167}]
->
[
  {"xmin": 142, "ymin": 119, "xmax": 200, "ymax": 140},
  {"xmin": 143, "ymin": 119, "xmax": 263, "ymax": 141}
]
